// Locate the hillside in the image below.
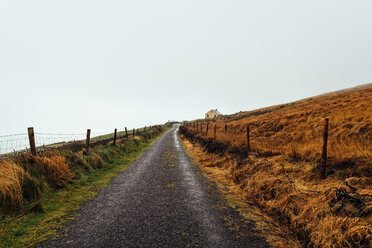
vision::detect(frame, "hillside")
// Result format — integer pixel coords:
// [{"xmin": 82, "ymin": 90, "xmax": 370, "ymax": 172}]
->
[
  {"xmin": 208, "ymin": 85, "xmax": 371, "ymax": 165},
  {"xmin": 180, "ymin": 85, "xmax": 372, "ymax": 247}
]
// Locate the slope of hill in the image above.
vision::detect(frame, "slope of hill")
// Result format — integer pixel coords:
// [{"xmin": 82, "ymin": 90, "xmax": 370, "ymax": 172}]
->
[
  {"xmin": 210, "ymin": 85, "xmax": 371, "ymax": 165},
  {"xmin": 180, "ymin": 85, "xmax": 372, "ymax": 247}
]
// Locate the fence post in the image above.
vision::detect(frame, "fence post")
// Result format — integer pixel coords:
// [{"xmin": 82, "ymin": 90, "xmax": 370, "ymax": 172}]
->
[
  {"xmin": 206, "ymin": 123, "xmax": 209, "ymax": 135},
  {"xmin": 125, "ymin": 127, "xmax": 128, "ymax": 138},
  {"xmin": 247, "ymin": 125, "xmax": 250, "ymax": 152},
  {"xmin": 214, "ymin": 125, "xmax": 217, "ymax": 140},
  {"xmin": 225, "ymin": 124, "xmax": 228, "ymax": 135},
  {"xmin": 27, "ymin": 127, "xmax": 37, "ymax": 155},
  {"xmin": 200, "ymin": 123, "xmax": 203, "ymax": 134},
  {"xmin": 113, "ymin": 128, "xmax": 117, "ymax": 146},
  {"xmin": 321, "ymin": 118, "xmax": 329, "ymax": 179},
  {"xmin": 86, "ymin": 129, "xmax": 91, "ymax": 152},
  {"xmin": 133, "ymin": 128, "xmax": 135, "ymax": 138}
]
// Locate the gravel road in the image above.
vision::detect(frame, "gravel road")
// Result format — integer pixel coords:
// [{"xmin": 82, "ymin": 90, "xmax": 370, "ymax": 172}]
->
[{"xmin": 39, "ymin": 125, "xmax": 268, "ymax": 248}]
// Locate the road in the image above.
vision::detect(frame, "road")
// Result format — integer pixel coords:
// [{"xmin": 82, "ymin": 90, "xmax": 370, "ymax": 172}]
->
[{"xmin": 39, "ymin": 125, "xmax": 268, "ymax": 248}]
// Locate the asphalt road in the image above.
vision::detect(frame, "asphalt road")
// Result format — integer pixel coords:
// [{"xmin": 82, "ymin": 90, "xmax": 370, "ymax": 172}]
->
[{"xmin": 39, "ymin": 125, "xmax": 268, "ymax": 248}]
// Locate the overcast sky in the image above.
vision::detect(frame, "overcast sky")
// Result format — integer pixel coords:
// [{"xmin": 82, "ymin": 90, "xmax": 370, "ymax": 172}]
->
[{"xmin": 1, "ymin": 0, "xmax": 371, "ymax": 134}]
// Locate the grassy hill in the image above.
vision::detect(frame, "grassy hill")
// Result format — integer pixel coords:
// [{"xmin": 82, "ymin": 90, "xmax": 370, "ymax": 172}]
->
[
  {"xmin": 180, "ymin": 84, "xmax": 371, "ymax": 247},
  {"xmin": 208, "ymin": 85, "xmax": 371, "ymax": 166}
]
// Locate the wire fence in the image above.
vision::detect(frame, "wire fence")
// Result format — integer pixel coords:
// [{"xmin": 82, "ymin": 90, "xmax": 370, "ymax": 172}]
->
[
  {"xmin": 181, "ymin": 120, "xmax": 372, "ymax": 162},
  {"xmin": 0, "ymin": 127, "xmax": 145, "ymax": 158},
  {"xmin": 0, "ymin": 133, "xmax": 29, "ymax": 155}
]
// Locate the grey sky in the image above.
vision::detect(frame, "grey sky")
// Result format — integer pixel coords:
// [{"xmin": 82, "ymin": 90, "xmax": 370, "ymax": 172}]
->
[{"xmin": 1, "ymin": 0, "xmax": 371, "ymax": 134}]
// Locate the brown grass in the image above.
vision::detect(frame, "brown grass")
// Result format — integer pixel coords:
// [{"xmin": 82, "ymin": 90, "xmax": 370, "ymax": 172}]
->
[
  {"xmin": 33, "ymin": 155, "xmax": 73, "ymax": 188},
  {"xmin": 0, "ymin": 125, "xmax": 165, "ymax": 216},
  {"xmin": 181, "ymin": 87, "xmax": 372, "ymax": 247},
  {"xmin": 0, "ymin": 159, "xmax": 25, "ymax": 212},
  {"xmin": 0, "ymin": 154, "xmax": 73, "ymax": 212},
  {"xmin": 87, "ymin": 153, "xmax": 104, "ymax": 169},
  {"xmin": 193, "ymin": 88, "xmax": 372, "ymax": 167},
  {"xmin": 182, "ymin": 139, "xmax": 372, "ymax": 247}
]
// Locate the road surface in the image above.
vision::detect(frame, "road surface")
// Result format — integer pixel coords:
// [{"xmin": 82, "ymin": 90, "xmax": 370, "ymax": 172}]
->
[{"xmin": 39, "ymin": 125, "xmax": 268, "ymax": 248}]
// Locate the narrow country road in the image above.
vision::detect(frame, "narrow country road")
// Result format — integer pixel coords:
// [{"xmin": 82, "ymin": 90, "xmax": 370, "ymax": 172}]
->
[{"xmin": 39, "ymin": 125, "xmax": 268, "ymax": 248}]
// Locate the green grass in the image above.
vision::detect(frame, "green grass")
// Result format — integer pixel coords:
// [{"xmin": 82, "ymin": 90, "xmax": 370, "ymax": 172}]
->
[
  {"xmin": 90, "ymin": 126, "xmax": 159, "ymax": 141},
  {"xmin": 0, "ymin": 132, "xmax": 163, "ymax": 248}
]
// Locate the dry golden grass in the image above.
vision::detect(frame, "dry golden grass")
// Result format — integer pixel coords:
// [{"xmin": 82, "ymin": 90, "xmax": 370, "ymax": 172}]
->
[
  {"xmin": 194, "ymin": 88, "xmax": 372, "ymax": 167},
  {"xmin": 33, "ymin": 155, "xmax": 72, "ymax": 188},
  {"xmin": 0, "ymin": 126, "xmax": 165, "ymax": 216},
  {"xmin": 182, "ymin": 140, "xmax": 372, "ymax": 247},
  {"xmin": 183, "ymin": 140, "xmax": 303, "ymax": 247},
  {"xmin": 87, "ymin": 153, "xmax": 104, "ymax": 169},
  {"xmin": 182, "ymin": 87, "xmax": 372, "ymax": 247},
  {"xmin": 0, "ymin": 159, "xmax": 24, "ymax": 212},
  {"xmin": 0, "ymin": 154, "xmax": 73, "ymax": 212}
]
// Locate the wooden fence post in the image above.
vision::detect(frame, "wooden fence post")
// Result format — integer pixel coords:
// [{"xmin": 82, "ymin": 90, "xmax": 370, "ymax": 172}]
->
[
  {"xmin": 113, "ymin": 128, "xmax": 117, "ymax": 146},
  {"xmin": 27, "ymin": 127, "xmax": 37, "ymax": 155},
  {"xmin": 201, "ymin": 123, "xmax": 203, "ymax": 134},
  {"xmin": 247, "ymin": 125, "xmax": 250, "ymax": 152},
  {"xmin": 225, "ymin": 124, "xmax": 227, "ymax": 135},
  {"xmin": 214, "ymin": 125, "xmax": 217, "ymax": 140},
  {"xmin": 125, "ymin": 127, "xmax": 128, "ymax": 138},
  {"xmin": 133, "ymin": 128, "xmax": 135, "ymax": 138},
  {"xmin": 321, "ymin": 118, "xmax": 329, "ymax": 179},
  {"xmin": 206, "ymin": 123, "xmax": 209, "ymax": 135},
  {"xmin": 86, "ymin": 129, "xmax": 91, "ymax": 152}
]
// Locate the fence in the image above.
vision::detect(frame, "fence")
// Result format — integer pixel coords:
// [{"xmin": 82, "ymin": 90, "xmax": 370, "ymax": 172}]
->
[
  {"xmin": 181, "ymin": 119, "xmax": 371, "ymax": 179},
  {"xmin": 0, "ymin": 126, "xmax": 151, "ymax": 158}
]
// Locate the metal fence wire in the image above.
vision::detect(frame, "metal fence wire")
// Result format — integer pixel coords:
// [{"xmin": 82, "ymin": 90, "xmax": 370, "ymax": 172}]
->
[{"xmin": 0, "ymin": 127, "xmax": 145, "ymax": 158}]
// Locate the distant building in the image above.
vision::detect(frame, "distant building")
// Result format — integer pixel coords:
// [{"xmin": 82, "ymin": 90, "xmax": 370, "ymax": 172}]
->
[{"xmin": 205, "ymin": 109, "xmax": 222, "ymax": 119}]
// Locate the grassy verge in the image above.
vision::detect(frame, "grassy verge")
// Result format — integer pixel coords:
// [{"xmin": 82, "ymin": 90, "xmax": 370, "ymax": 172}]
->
[
  {"xmin": 180, "ymin": 138, "xmax": 301, "ymax": 247},
  {"xmin": 179, "ymin": 130, "xmax": 372, "ymax": 248},
  {"xmin": 0, "ymin": 127, "xmax": 166, "ymax": 248}
]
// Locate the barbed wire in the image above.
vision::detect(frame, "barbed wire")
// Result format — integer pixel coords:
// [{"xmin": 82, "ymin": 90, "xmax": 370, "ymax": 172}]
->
[
  {"xmin": 35, "ymin": 132, "xmax": 86, "ymax": 136},
  {"xmin": 0, "ymin": 133, "xmax": 28, "ymax": 138}
]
